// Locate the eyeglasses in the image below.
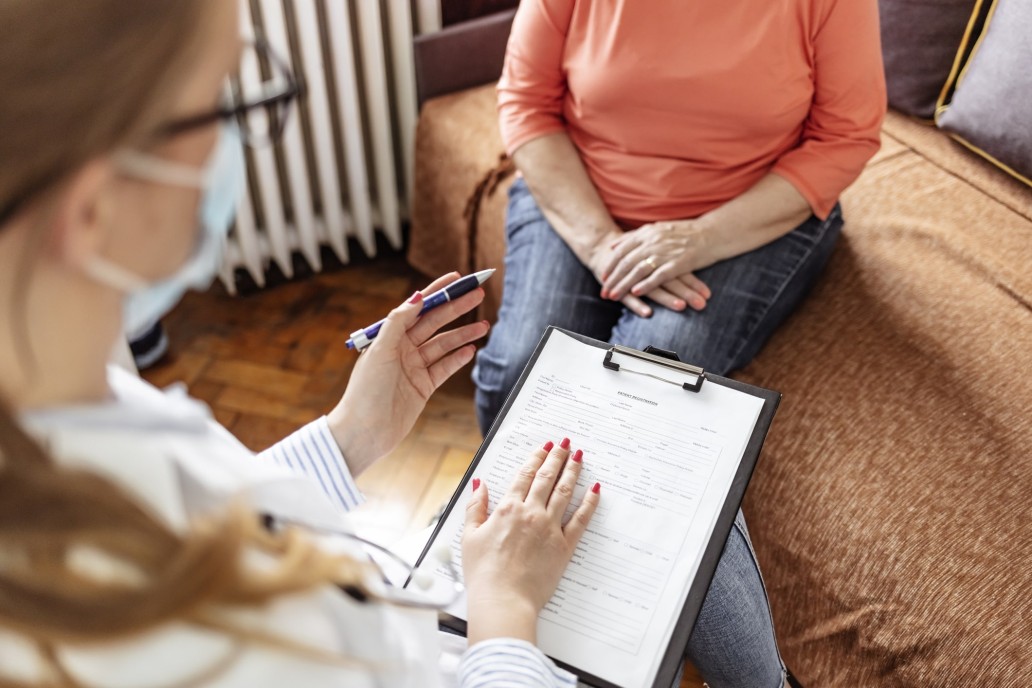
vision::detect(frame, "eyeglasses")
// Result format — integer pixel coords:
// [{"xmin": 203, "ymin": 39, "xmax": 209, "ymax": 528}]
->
[
  {"xmin": 163, "ymin": 36, "xmax": 304, "ymax": 147},
  {"xmin": 0, "ymin": 36, "xmax": 302, "ymax": 226},
  {"xmin": 267, "ymin": 515, "xmax": 465, "ymax": 611}
]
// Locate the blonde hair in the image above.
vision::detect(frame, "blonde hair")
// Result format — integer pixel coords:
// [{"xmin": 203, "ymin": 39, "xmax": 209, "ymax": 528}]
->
[
  {"xmin": 0, "ymin": 405, "xmax": 374, "ymax": 687},
  {"xmin": 0, "ymin": 2, "xmax": 373, "ymax": 685},
  {"xmin": 1, "ymin": 1, "xmax": 203, "ymax": 220}
]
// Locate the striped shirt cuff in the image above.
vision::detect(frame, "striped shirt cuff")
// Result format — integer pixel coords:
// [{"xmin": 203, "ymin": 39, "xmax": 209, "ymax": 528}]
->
[
  {"xmin": 459, "ymin": 639, "xmax": 577, "ymax": 687},
  {"xmin": 258, "ymin": 416, "xmax": 365, "ymax": 513}
]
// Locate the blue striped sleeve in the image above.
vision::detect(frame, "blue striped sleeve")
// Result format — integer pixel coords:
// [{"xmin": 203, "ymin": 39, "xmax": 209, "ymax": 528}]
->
[
  {"xmin": 459, "ymin": 639, "xmax": 577, "ymax": 688},
  {"xmin": 258, "ymin": 416, "xmax": 365, "ymax": 512}
]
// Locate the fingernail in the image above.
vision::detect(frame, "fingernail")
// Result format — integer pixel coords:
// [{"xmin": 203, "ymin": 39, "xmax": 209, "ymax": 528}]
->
[
  {"xmin": 560, "ymin": 437, "xmax": 571, "ymax": 449},
  {"xmin": 542, "ymin": 440, "xmax": 554, "ymax": 452},
  {"xmin": 472, "ymin": 478, "xmax": 480, "ymax": 491},
  {"xmin": 631, "ymin": 288, "xmax": 640, "ymax": 296},
  {"xmin": 675, "ymin": 300, "xmax": 686, "ymax": 310},
  {"xmin": 592, "ymin": 482, "xmax": 601, "ymax": 494},
  {"xmin": 572, "ymin": 449, "xmax": 583, "ymax": 463},
  {"xmin": 600, "ymin": 289, "xmax": 608, "ymax": 299},
  {"xmin": 408, "ymin": 291, "xmax": 422, "ymax": 304}
]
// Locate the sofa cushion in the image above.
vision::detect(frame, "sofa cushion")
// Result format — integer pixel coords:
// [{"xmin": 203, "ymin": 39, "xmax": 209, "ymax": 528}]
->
[
  {"xmin": 879, "ymin": 0, "xmax": 980, "ymax": 119},
  {"xmin": 408, "ymin": 83, "xmax": 511, "ymax": 320},
  {"xmin": 741, "ymin": 111, "xmax": 1032, "ymax": 686},
  {"xmin": 936, "ymin": 0, "xmax": 1032, "ymax": 187}
]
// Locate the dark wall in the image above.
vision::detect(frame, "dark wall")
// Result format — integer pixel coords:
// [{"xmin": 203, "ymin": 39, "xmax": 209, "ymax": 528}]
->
[{"xmin": 443, "ymin": 0, "xmax": 519, "ymax": 26}]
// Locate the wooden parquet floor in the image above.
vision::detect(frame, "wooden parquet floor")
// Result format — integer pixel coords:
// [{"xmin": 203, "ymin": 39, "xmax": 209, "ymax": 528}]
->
[{"xmin": 141, "ymin": 250, "xmax": 704, "ymax": 687}]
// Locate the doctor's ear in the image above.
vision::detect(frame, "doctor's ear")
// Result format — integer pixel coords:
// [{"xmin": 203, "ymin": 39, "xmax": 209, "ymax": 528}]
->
[{"xmin": 43, "ymin": 158, "xmax": 117, "ymax": 269}]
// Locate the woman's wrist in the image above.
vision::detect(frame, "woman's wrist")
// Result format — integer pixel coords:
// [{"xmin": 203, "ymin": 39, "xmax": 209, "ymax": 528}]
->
[
  {"xmin": 584, "ymin": 226, "xmax": 624, "ymax": 272},
  {"xmin": 690, "ymin": 173, "xmax": 813, "ymax": 265},
  {"xmin": 325, "ymin": 402, "xmax": 376, "ymax": 477},
  {"xmin": 672, "ymin": 216, "xmax": 721, "ymax": 268},
  {"xmin": 466, "ymin": 591, "xmax": 540, "ymax": 646}
]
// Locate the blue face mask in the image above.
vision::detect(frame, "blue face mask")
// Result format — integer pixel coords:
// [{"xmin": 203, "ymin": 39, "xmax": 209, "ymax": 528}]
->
[{"xmin": 84, "ymin": 124, "xmax": 246, "ymax": 335}]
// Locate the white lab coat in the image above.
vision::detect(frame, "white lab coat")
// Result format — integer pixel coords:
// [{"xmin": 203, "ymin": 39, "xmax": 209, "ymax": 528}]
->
[{"xmin": 0, "ymin": 366, "xmax": 464, "ymax": 688}]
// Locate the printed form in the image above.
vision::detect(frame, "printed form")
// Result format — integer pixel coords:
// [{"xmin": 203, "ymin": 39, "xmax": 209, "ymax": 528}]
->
[{"xmin": 425, "ymin": 331, "xmax": 764, "ymax": 687}]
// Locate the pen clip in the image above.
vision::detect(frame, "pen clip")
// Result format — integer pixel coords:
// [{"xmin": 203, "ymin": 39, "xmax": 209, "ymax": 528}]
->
[
  {"xmin": 602, "ymin": 345, "xmax": 705, "ymax": 392},
  {"xmin": 348, "ymin": 328, "xmax": 372, "ymax": 352}
]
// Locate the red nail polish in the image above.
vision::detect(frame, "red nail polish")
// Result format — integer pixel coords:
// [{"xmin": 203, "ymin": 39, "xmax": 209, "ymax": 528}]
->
[
  {"xmin": 592, "ymin": 482, "xmax": 601, "ymax": 494},
  {"xmin": 408, "ymin": 291, "xmax": 422, "ymax": 304},
  {"xmin": 542, "ymin": 440, "xmax": 554, "ymax": 452},
  {"xmin": 572, "ymin": 449, "xmax": 583, "ymax": 463},
  {"xmin": 560, "ymin": 437, "xmax": 571, "ymax": 449},
  {"xmin": 472, "ymin": 478, "xmax": 481, "ymax": 491}
]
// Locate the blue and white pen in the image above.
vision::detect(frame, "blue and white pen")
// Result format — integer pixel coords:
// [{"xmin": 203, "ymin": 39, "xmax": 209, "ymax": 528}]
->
[{"xmin": 346, "ymin": 269, "xmax": 496, "ymax": 351}]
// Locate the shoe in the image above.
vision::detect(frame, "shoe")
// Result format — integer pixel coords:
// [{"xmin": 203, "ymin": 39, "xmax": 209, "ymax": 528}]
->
[{"xmin": 129, "ymin": 321, "xmax": 170, "ymax": 370}]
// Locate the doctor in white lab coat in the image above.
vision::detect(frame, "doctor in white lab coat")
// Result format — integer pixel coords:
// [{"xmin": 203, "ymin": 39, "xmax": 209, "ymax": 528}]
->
[{"xmin": 0, "ymin": 1, "xmax": 599, "ymax": 686}]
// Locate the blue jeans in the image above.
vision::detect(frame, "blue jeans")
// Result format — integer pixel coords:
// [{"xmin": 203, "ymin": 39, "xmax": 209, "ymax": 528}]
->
[{"xmin": 474, "ymin": 178, "xmax": 844, "ymax": 687}]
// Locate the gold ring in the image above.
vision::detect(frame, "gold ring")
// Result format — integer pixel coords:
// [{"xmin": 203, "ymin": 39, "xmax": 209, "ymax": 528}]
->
[{"xmin": 642, "ymin": 256, "xmax": 658, "ymax": 272}]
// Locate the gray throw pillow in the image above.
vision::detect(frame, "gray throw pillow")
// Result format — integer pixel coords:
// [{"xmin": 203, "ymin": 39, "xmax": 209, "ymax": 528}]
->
[
  {"xmin": 879, "ymin": 0, "xmax": 980, "ymax": 119},
  {"xmin": 936, "ymin": 0, "xmax": 1032, "ymax": 186}
]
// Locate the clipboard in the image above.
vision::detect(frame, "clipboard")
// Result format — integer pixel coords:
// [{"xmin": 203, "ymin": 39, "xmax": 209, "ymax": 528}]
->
[{"xmin": 413, "ymin": 326, "xmax": 781, "ymax": 688}]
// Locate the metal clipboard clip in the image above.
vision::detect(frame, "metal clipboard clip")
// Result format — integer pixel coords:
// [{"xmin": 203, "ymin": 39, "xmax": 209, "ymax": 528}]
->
[{"xmin": 602, "ymin": 344, "xmax": 706, "ymax": 392}]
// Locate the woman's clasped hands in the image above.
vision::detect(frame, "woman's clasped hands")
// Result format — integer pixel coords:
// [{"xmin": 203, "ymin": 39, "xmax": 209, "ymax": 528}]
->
[
  {"xmin": 462, "ymin": 438, "xmax": 600, "ymax": 645},
  {"xmin": 597, "ymin": 220, "xmax": 715, "ymax": 315}
]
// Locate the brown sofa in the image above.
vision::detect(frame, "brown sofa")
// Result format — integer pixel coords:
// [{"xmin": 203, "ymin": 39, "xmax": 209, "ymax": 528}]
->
[{"xmin": 407, "ymin": 13, "xmax": 1032, "ymax": 688}]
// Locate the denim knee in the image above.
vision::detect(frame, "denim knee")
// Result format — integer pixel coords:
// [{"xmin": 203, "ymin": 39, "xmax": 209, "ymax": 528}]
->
[
  {"xmin": 686, "ymin": 512, "xmax": 785, "ymax": 688},
  {"xmin": 472, "ymin": 342, "xmax": 527, "ymax": 434}
]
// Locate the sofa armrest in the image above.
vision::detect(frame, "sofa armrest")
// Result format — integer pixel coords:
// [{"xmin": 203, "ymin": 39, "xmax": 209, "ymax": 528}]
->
[{"xmin": 413, "ymin": 9, "xmax": 516, "ymax": 108}]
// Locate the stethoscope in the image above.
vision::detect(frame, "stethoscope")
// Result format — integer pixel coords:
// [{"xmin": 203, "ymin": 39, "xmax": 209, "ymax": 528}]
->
[{"xmin": 265, "ymin": 515, "xmax": 464, "ymax": 611}]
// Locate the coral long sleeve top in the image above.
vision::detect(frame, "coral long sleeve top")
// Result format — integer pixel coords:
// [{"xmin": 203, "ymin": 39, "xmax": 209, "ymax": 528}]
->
[{"xmin": 498, "ymin": 0, "xmax": 887, "ymax": 223}]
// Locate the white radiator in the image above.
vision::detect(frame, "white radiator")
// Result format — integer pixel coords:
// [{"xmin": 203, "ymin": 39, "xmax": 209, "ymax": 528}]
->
[{"xmin": 220, "ymin": 0, "xmax": 442, "ymax": 292}]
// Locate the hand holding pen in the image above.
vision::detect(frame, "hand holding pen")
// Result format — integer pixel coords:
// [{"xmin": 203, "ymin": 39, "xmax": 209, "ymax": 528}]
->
[
  {"xmin": 326, "ymin": 272, "xmax": 493, "ymax": 473},
  {"xmin": 347, "ymin": 269, "xmax": 495, "ymax": 350}
]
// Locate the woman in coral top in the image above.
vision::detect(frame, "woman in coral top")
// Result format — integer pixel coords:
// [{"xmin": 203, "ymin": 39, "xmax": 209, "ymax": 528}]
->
[{"xmin": 474, "ymin": 0, "xmax": 886, "ymax": 685}]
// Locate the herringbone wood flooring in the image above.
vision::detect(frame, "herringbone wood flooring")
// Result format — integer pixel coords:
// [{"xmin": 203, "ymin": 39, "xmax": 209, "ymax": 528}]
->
[{"xmin": 142, "ymin": 250, "xmax": 703, "ymax": 686}]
